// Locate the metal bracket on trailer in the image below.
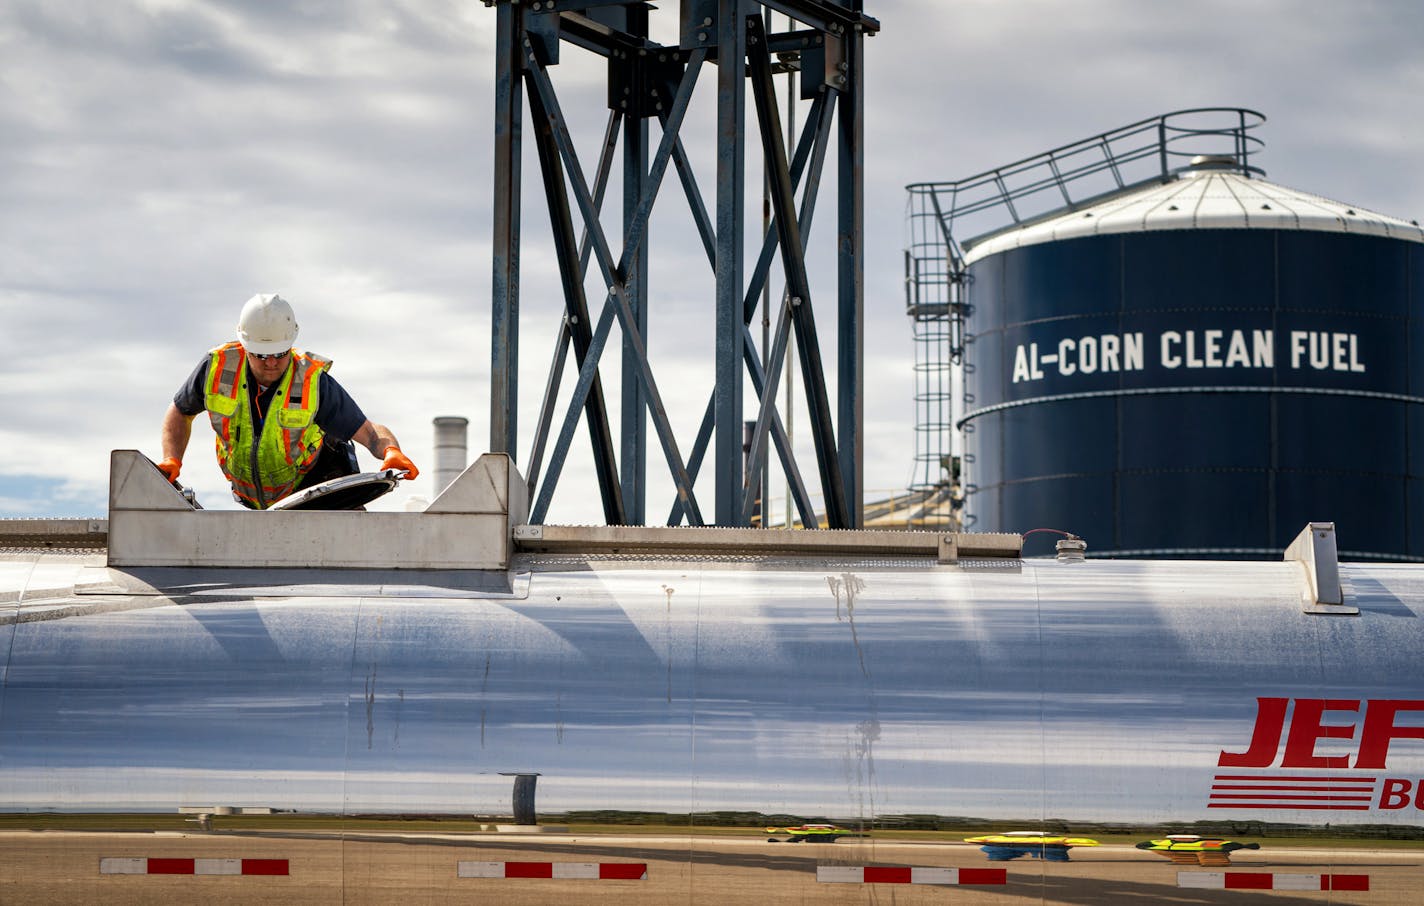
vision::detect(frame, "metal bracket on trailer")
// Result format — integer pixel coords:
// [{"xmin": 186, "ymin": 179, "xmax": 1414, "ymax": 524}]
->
[
  {"xmin": 513, "ymin": 524, "xmax": 1022, "ymax": 561},
  {"xmin": 1286, "ymin": 522, "xmax": 1357, "ymax": 615},
  {"xmin": 0, "ymin": 518, "xmax": 107, "ymax": 549},
  {"xmin": 937, "ymin": 532, "xmax": 1024, "ymax": 563},
  {"xmin": 105, "ymin": 450, "xmax": 528, "ymax": 571}
]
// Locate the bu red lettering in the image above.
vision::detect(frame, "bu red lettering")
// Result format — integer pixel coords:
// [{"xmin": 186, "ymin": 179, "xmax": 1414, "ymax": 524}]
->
[{"xmin": 1379, "ymin": 779, "xmax": 1412, "ymax": 810}]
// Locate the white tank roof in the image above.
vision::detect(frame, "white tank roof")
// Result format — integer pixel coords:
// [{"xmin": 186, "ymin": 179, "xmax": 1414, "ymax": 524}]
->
[{"xmin": 962, "ymin": 165, "xmax": 1424, "ymax": 265}]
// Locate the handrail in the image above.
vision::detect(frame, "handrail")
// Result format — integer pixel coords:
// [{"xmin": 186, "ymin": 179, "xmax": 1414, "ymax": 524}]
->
[{"xmin": 907, "ymin": 107, "xmax": 1266, "ymax": 271}]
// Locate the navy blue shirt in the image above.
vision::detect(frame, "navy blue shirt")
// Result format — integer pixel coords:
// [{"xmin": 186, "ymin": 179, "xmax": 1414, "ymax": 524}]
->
[{"xmin": 173, "ymin": 352, "xmax": 367, "ymax": 443}]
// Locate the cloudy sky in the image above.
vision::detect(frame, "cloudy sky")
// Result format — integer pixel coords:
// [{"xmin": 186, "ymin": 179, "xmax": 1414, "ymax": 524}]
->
[{"xmin": 3, "ymin": 0, "xmax": 1422, "ymax": 523}]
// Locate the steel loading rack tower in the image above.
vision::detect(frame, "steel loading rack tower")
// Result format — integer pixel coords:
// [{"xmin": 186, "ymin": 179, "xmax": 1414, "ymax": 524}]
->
[{"xmin": 487, "ymin": 1, "xmax": 877, "ymax": 528}]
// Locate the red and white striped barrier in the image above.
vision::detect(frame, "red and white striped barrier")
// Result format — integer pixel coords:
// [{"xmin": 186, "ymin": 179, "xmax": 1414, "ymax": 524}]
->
[
  {"xmin": 457, "ymin": 861, "xmax": 647, "ymax": 880},
  {"xmin": 101, "ymin": 858, "xmax": 289, "ymax": 876},
  {"xmin": 1179, "ymin": 871, "xmax": 1368, "ymax": 891},
  {"xmin": 817, "ymin": 866, "xmax": 1007, "ymax": 885}
]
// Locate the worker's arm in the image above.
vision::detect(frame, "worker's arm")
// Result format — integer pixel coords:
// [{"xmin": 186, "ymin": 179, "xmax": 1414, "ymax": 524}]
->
[
  {"xmin": 158, "ymin": 403, "xmax": 196, "ymax": 483},
  {"xmin": 353, "ymin": 420, "xmax": 420, "ymax": 479},
  {"xmin": 352, "ymin": 420, "xmax": 399, "ymax": 458}
]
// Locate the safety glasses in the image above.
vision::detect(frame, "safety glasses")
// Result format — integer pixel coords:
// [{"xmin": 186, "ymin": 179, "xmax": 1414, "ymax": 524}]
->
[{"xmin": 249, "ymin": 350, "xmax": 290, "ymax": 362}]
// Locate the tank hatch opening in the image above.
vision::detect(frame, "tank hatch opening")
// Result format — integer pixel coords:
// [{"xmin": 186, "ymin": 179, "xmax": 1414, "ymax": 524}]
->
[
  {"xmin": 1187, "ymin": 153, "xmax": 1241, "ymax": 172},
  {"xmin": 264, "ymin": 469, "xmax": 405, "ymax": 511}
]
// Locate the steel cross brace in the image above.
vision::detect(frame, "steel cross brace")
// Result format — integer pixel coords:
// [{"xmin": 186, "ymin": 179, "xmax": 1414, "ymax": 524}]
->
[
  {"xmin": 742, "ymin": 294, "xmax": 797, "ymax": 523},
  {"xmin": 747, "ymin": 13, "xmax": 849, "ymax": 528},
  {"xmin": 525, "ymin": 46, "xmax": 709, "ymax": 525},
  {"xmin": 659, "ymin": 90, "xmax": 827, "ymax": 528},
  {"xmin": 668, "ymin": 86, "xmax": 834, "ymax": 528},
  {"xmin": 526, "ymin": 112, "xmax": 623, "ymax": 502},
  {"xmin": 526, "ymin": 84, "xmax": 626, "ymax": 523}
]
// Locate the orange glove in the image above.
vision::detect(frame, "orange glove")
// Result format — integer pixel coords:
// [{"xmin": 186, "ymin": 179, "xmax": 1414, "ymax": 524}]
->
[
  {"xmin": 156, "ymin": 456, "xmax": 182, "ymax": 484},
  {"xmin": 381, "ymin": 446, "xmax": 419, "ymax": 480}
]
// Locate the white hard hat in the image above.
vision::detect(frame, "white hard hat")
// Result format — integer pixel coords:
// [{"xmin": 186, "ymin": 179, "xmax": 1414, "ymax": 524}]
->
[{"xmin": 236, "ymin": 293, "xmax": 299, "ymax": 354}]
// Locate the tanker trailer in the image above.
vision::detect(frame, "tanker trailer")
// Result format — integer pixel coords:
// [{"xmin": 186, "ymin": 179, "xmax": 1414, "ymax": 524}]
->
[{"xmin": 0, "ymin": 451, "xmax": 1420, "ymax": 904}]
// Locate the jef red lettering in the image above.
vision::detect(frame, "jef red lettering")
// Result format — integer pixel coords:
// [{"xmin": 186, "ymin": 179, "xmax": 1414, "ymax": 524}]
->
[{"xmin": 1219, "ymin": 698, "xmax": 1424, "ymax": 769}]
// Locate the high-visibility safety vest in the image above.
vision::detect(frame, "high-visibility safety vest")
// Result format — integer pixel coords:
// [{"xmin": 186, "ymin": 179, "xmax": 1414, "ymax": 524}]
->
[{"xmin": 204, "ymin": 342, "xmax": 333, "ymax": 509}]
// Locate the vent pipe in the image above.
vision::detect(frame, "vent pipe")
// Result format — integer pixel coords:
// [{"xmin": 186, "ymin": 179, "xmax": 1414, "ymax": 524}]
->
[{"xmin": 433, "ymin": 416, "xmax": 469, "ymax": 494}]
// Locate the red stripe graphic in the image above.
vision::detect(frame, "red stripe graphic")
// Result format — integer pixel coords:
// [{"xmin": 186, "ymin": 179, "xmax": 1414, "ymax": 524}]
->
[
  {"xmin": 146, "ymin": 859, "xmax": 196, "ymax": 875},
  {"xmin": 504, "ymin": 862, "xmax": 554, "ymax": 879},
  {"xmin": 1207, "ymin": 792, "xmax": 1372, "ymax": 797},
  {"xmin": 1213, "ymin": 784, "xmax": 1373, "ymax": 792},
  {"xmin": 1214, "ymin": 775, "xmax": 1377, "ymax": 783},
  {"xmin": 1208, "ymin": 772, "xmax": 1378, "ymax": 810},
  {"xmin": 241, "ymin": 859, "xmax": 290, "ymax": 876},
  {"xmin": 1208, "ymin": 803, "xmax": 1371, "ymax": 810}
]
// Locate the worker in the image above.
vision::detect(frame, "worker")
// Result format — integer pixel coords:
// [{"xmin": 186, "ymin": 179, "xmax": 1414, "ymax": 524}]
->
[{"xmin": 156, "ymin": 293, "xmax": 419, "ymax": 509}]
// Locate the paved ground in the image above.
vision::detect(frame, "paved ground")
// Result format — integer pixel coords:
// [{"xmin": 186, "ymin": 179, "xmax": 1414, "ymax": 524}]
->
[{"xmin": 2, "ymin": 830, "xmax": 1419, "ymax": 904}]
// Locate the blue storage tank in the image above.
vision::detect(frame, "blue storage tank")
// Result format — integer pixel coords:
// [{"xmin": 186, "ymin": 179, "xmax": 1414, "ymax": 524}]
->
[{"xmin": 961, "ymin": 158, "xmax": 1424, "ymax": 559}]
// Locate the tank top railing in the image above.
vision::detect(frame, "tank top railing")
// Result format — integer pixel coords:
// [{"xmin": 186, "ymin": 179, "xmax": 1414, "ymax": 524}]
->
[
  {"xmin": 907, "ymin": 107, "xmax": 1266, "ymax": 275},
  {"xmin": 901, "ymin": 107, "xmax": 1265, "ymax": 491}
]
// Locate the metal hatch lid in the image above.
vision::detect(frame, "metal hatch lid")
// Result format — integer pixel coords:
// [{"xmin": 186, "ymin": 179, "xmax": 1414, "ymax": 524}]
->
[{"xmin": 266, "ymin": 469, "xmax": 404, "ymax": 511}]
